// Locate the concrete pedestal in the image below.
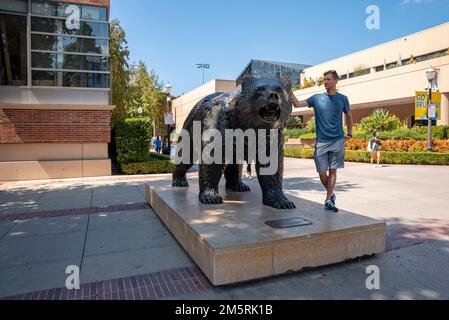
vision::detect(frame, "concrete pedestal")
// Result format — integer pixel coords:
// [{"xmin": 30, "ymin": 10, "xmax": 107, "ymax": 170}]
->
[{"xmin": 146, "ymin": 179, "xmax": 386, "ymax": 286}]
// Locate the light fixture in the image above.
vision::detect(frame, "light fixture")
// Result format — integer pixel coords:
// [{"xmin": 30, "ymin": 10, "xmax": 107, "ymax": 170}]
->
[
  {"xmin": 426, "ymin": 67, "xmax": 437, "ymax": 84},
  {"xmin": 164, "ymin": 83, "xmax": 173, "ymax": 95}
]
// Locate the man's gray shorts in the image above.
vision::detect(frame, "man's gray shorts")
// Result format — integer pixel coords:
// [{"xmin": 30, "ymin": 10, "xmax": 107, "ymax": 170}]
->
[{"xmin": 314, "ymin": 138, "xmax": 345, "ymax": 173}]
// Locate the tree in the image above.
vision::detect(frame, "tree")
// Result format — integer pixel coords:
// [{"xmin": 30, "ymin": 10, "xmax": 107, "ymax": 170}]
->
[
  {"xmin": 127, "ymin": 61, "xmax": 167, "ymax": 134},
  {"xmin": 109, "ymin": 19, "xmax": 130, "ymax": 126},
  {"xmin": 109, "ymin": 20, "xmax": 168, "ymax": 138}
]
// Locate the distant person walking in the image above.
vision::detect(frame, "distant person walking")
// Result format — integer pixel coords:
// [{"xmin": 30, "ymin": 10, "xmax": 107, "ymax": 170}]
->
[
  {"xmin": 291, "ymin": 70, "xmax": 354, "ymax": 213},
  {"xmin": 154, "ymin": 136, "xmax": 162, "ymax": 154},
  {"xmin": 243, "ymin": 162, "xmax": 253, "ymax": 180},
  {"xmin": 369, "ymin": 131, "xmax": 382, "ymax": 167}
]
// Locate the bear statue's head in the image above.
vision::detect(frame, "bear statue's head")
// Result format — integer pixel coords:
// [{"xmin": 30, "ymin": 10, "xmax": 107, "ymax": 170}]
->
[{"xmin": 236, "ymin": 76, "xmax": 292, "ymax": 130}]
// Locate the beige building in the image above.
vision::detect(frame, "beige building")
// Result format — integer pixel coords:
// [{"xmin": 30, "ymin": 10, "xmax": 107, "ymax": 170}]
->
[
  {"xmin": 173, "ymin": 79, "xmax": 236, "ymax": 130},
  {"xmin": 174, "ymin": 22, "xmax": 449, "ymax": 135},
  {"xmin": 293, "ymin": 22, "xmax": 449, "ymax": 127}
]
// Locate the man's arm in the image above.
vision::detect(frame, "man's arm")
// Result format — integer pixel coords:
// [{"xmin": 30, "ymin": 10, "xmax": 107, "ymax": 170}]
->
[
  {"xmin": 345, "ymin": 111, "xmax": 353, "ymax": 138},
  {"xmin": 290, "ymin": 91, "xmax": 308, "ymax": 108}
]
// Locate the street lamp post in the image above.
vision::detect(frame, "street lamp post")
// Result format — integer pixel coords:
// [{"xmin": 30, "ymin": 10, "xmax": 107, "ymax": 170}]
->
[
  {"xmin": 196, "ymin": 63, "xmax": 210, "ymax": 84},
  {"xmin": 164, "ymin": 83, "xmax": 173, "ymax": 151},
  {"xmin": 426, "ymin": 67, "xmax": 438, "ymax": 151}
]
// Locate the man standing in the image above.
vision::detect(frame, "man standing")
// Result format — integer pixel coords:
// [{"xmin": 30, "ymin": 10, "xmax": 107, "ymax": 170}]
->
[{"xmin": 291, "ymin": 70, "xmax": 353, "ymax": 212}]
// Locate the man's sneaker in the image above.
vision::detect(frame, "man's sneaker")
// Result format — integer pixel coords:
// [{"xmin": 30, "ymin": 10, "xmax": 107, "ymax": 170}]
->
[
  {"xmin": 325, "ymin": 200, "xmax": 339, "ymax": 212},
  {"xmin": 331, "ymin": 193, "xmax": 336, "ymax": 205}
]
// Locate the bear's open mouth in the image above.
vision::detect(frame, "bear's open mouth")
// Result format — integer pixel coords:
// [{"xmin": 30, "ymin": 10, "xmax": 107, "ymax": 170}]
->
[{"xmin": 259, "ymin": 103, "xmax": 281, "ymax": 122}]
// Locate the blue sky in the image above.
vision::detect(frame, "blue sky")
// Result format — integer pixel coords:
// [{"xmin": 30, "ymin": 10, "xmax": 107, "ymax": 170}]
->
[{"xmin": 110, "ymin": 0, "xmax": 449, "ymax": 96}]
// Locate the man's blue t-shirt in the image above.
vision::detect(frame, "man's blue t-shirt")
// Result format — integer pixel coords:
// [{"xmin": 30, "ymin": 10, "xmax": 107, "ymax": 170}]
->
[{"xmin": 306, "ymin": 92, "xmax": 350, "ymax": 142}]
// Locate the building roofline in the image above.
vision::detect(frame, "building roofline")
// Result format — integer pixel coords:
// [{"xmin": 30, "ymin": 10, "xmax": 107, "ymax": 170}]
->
[
  {"xmin": 304, "ymin": 21, "xmax": 449, "ymax": 71},
  {"xmin": 236, "ymin": 59, "xmax": 311, "ymax": 80}
]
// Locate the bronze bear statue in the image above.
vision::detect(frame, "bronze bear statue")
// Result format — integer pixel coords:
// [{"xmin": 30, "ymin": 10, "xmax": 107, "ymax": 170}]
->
[{"xmin": 172, "ymin": 77, "xmax": 296, "ymax": 210}]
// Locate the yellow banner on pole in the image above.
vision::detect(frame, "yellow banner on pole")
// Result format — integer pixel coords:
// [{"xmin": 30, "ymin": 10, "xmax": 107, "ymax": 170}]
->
[{"xmin": 415, "ymin": 91, "xmax": 441, "ymax": 120}]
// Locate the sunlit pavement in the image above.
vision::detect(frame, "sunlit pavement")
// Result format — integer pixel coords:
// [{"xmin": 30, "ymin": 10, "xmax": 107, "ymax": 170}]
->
[{"xmin": 1, "ymin": 159, "xmax": 449, "ymax": 300}]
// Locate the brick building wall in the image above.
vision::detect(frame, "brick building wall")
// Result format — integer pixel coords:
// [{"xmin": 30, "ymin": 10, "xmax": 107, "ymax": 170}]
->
[{"xmin": 0, "ymin": 109, "xmax": 111, "ymax": 144}]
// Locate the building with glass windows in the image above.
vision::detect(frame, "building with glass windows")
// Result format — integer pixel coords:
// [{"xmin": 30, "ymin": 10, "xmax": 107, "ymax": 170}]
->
[
  {"xmin": 0, "ymin": 0, "xmax": 113, "ymax": 181},
  {"xmin": 236, "ymin": 59, "xmax": 310, "ymax": 87}
]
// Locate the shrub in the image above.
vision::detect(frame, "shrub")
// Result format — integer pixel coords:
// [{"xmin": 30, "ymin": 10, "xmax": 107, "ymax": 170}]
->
[
  {"xmin": 115, "ymin": 118, "xmax": 153, "ymax": 164},
  {"xmin": 344, "ymin": 139, "xmax": 449, "ymax": 153},
  {"xmin": 413, "ymin": 125, "xmax": 449, "ymax": 140},
  {"xmin": 434, "ymin": 140, "xmax": 449, "ymax": 152},
  {"xmin": 306, "ymin": 116, "xmax": 316, "ymax": 133},
  {"xmin": 345, "ymin": 138, "xmax": 368, "ymax": 151},
  {"xmin": 299, "ymin": 133, "xmax": 317, "ymax": 140},
  {"xmin": 121, "ymin": 160, "xmax": 174, "ymax": 175},
  {"xmin": 353, "ymin": 132, "xmax": 371, "ymax": 140},
  {"xmin": 284, "ymin": 148, "xmax": 315, "ymax": 159},
  {"xmin": 121, "ymin": 152, "xmax": 173, "ymax": 174},
  {"xmin": 285, "ymin": 147, "xmax": 449, "ymax": 165},
  {"xmin": 284, "ymin": 128, "xmax": 312, "ymax": 139},
  {"xmin": 359, "ymin": 109, "xmax": 402, "ymax": 134},
  {"xmin": 286, "ymin": 116, "xmax": 303, "ymax": 129},
  {"xmin": 148, "ymin": 152, "xmax": 171, "ymax": 161},
  {"xmin": 379, "ymin": 129, "xmax": 426, "ymax": 140}
]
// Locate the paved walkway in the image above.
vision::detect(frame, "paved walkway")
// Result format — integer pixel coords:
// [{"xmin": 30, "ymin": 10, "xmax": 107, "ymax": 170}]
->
[{"xmin": 1, "ymin": 159, "xmax": 449, "ymax": 300}]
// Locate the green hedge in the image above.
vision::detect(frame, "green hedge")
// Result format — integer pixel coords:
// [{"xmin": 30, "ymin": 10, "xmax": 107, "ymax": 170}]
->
[
  {"xmin": 410, "ymin": 125, "xmax": 449, "ymax": 140},
  {"xmin": 361, "ymin": 126, "xmax": 449, "ymax": 141},
  {"xmin": 298, "ymin": 133, "xmax": 317, "ymax": 140},
  {"xmin": 121, "ymin": 152, "xmax": 174, "ymax": 175},
  {"xmin": 284, "ymin": 128, "xmax": 312, "ymax": 139},
  {"xmin": 115, "ymin": 118, "xmax": 153, "ymax": 164},
  {"xmin": 148, "ymin": 153, "xmax": 172, "ymax": 161},
  {"xmin": 335, "ymin": 126, "xmax": 449, "ymax": 141},
  {"xmin": 285, "ymin": 147, "xmax": 449, "ymax": 165},
  {"xmin": 121, "ymin": 160, "xmax": 174, "ymax": 175}
]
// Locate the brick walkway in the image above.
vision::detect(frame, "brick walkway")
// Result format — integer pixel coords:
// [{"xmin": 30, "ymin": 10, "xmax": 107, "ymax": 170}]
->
[
  {"xmin": 2, "ymin": 266, "xmax": 211, "ymax": 300},
  {"xmin": 1, "ymin": 201, "xmax": 448, "ymax": 300}
]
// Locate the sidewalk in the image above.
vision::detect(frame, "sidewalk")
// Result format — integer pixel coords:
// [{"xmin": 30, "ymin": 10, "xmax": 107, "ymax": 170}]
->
[{"xmin": 1, "ymin": 159, "xmax": 449, "ymax": 299}]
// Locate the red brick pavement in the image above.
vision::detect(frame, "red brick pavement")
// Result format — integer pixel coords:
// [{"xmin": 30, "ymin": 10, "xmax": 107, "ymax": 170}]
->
[{"xmin": 2, "ymin": 266, "xmax": 211, "ymax": 300}]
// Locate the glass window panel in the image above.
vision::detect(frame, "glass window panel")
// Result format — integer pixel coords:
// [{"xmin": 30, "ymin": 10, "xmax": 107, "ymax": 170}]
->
[
  {"xmin": 0, "ymin": 14, "xmax": 27, "ymax": 86},
  {"xmin": 31, "ymin": 17, "xmax": 82, "ymax": 35},
  {"xmin": 31, "ymin": 34, "xmax": 56, "ymax": 51},
  {"xmin": 83, "ymin": 38, "xmax": 109, "ymax": 55},
  {"xmin": 83, "ymin": 73, "xmax": 108, "ymax": 88},
  {"xmin": 82, "ymin": 5, "xmax": 107, "ymax": 21},
  {"xmin": 83, "ymin": 55, "xmax": 108, "ymax": 71},
  {"xmin": 56, "ymin": 2, "xmax": 81, "ymax": 18},
  {"xmin": 57, "ymin": 54, "xmax": 81, "ymax": 70},
  {"xmin": 31, "ymin": 16, "xmax": 57, "ymax": 33},
  {"xmin": 31, "ymin": 0, "xmax": 57, "ymax": 16},
  {"xmin": 58, "ymin": 36, "xmax": 82, "ymax": 52},
  {"xmin": 32, "ymin": 70, "xmax": 55, "ymax": 86},
  {"xmin": 32, "ymin": 52, "xmax": 56, "ymax": 69},
  {"xmin": 83, "ymin": 21, "xmax": 108, "ymax": 37},
  {"xmin": 0, "ymin": 0, "xmax": 28, "ymax": 13},
  {"xmin": 62, "ymin": 71, "xmax": 81, "ymax": 87}
]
